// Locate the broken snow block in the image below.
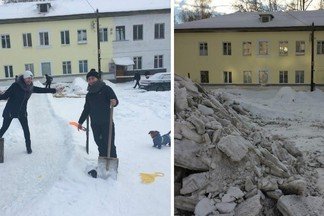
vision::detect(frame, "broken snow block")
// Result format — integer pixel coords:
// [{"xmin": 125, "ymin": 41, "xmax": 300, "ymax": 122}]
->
[
  {"xmin": 277, "ymin": 195, "xmax": 324, "ymax": 216},
  {"xmin": 194, "ymin": 198, "xmax": 217, "ymax": 216},
  {"xmin": 234, "ymin": 194, "xmax": 262, "ymax": 216},
  {"xmin": 198, "ymin": 104, "xmax": 214, "ymax": 116},
  {"xmin": 175, "ymin": 195, "xmax": 199, "ymax": 212},
  {"xmin": 216, "ymin": 202, "xmax": 236, "ymax": 214},
  {"xmin": 217, "ymin": 135, "xmax": 249, "ymax": 162}
]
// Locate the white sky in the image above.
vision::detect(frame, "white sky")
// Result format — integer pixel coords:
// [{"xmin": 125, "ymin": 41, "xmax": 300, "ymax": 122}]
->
[{"xmin": 175, "ymin": 0, "xmax": 322, "ymax": 14}]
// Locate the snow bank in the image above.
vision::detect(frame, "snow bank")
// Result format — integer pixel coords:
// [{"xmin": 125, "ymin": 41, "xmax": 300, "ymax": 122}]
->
[
  {"xmin": 67, "ymin": 77, "xmax": 88, "ymax": 95},
  {"xmin": 272, "ymin": 87, "xmax": 296, "ymax": 104}
]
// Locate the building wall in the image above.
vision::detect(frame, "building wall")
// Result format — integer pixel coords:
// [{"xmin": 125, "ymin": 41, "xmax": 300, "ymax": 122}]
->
[
  {"xmin": 175, "ymin": 31, "xmax": 324, "ymax": 85},
  {"xmin": 113, "ymin": 13, "xmax": 171, "ymax": 73},
  {"xmin": 0, "ymin": 18, "xmax": 114, "ymax": 79}
]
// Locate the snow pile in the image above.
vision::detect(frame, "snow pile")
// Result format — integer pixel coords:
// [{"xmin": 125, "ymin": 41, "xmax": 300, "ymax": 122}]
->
[
  {"xmin": 272, "ymin": 87, "xmax": 296, "ymax": 104},
  {"xmin": 174, "ymin": 75, "xmax": 323, "ymax": 216},
  {"xmin": 66, "ymin": 77, "xmax": 88, "ymax": 95}
]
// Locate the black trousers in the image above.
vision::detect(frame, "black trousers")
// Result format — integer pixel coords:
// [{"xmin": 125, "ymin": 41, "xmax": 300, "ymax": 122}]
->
[
  {"xmin": 45, "ymin": 83, "xmax": 51, "ymax": 88},
  {"xmin": 133, "ymin": 80, "xmax": 140, "ymax": 88},
  {"xmin": 91, "ymin": 122, "xmax": 117, "ymax": 158},
  {"xmin": 0, "ymin": 117, "xmax": 31, "ymax": 149}
]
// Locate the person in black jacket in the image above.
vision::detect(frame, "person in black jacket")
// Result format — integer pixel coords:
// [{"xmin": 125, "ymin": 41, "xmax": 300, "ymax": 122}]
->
[
  {"xmin": 45, "ymin": 74, "xmax": 53, "ymax": 88},
  {"xmin": 77, "ymin": 69, "xmax": 118, "ymax": 158},
  {"xmin": 0, "ymin": 71, "xmax": 58, "ymax": 154},
  {"xmin": 133, "ymin": 72, "xmax": 141, "ymax": 89}
]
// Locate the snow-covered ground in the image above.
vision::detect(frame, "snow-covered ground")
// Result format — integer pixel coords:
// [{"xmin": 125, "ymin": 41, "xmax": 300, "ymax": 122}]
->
[
  {"xmin": 0, "ymin": 79, "xmax": 171, "ymax": 216},
  {"xmin": 210, "ymin": 86, "xmax": 324, "ymax": 194}
]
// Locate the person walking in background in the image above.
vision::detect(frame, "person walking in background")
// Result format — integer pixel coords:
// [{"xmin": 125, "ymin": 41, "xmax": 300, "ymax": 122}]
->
[
  {"xmin": 15, "ymin": 75, "xmax": 18, "ymax": 82},
  {"xmin": 0, "ymin": 71, "xmax": 60, "ymax": 154},
  {"xmin": 45, "ymin": 74, "xmax": 53, "ymax": 88},
  {"xmin": 133, "ymin": 72, "xmax": 141, "ymax": 88}
]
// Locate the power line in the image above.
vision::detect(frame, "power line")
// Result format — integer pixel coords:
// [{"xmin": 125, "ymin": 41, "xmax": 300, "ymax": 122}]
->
[{"xmin": 83, "ymin": 0, "xmax": 96, "ymax": 12}]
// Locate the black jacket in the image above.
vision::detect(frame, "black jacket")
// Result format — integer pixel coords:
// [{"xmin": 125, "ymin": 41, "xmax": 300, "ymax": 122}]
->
[
  {"xmin": 0, "ymin": 77, "xmax": 56, "ymax": 118},
  {"xmin": 134, "ymin": 72, "xmax": 140, "ymax": 81},
  {"xmin": 78, "ymin": 83, "xmax": 118, "ymax": 125},
  {"xmin": 46, "ymin": 75, "xmax": 53, "ymax": 84}
]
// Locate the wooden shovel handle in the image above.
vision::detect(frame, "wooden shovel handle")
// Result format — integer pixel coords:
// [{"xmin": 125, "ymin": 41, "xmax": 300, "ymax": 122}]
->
[{"xmin": 107, "ymin": 105, "xmax": 114, "ymax": 158}]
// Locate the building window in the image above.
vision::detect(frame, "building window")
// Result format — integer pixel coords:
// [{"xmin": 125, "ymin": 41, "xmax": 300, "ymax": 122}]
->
[
  {"xmin": 279, "ymin": 41, "xmax": 288, "ymax": 56},
  {"xmin": 41, "ymin": 62, "xmax": 51, "ymax": 75},
  {"xmin": 223, "ymin": 42, "xmax": 231, "ymax": 55},
  {"xmin": 99, "ymin": 28, "xmax": 108, "ymax": 42},
  {"xmin": 4, "ymin": 65, "xmax": 13, "ymax": 78},
  {"xmin": 243, "ymin": 42, "xmax": 252, "ymax": 56},
  {"xmin": 133, "ymin": 25, "xmax": 143, "ymax": 40},
  {"xmin": 154, "ymin": 23, "xmax": 165, "ymax": 39},
  {"xmin": 25, "ymin": 64, "xmax": 34, "ymax": 74},
  {"xmin": 23, "ymin": 33, "xmax": 32, "ymax": 47},
  {"xmin": 224, "ymin": 71, "xmax": 232, "ymax": 83},
  {"xmin": 116, "ymin": 26, "xmax": 126, "ymax": 41},
  {"xmin": 133, "ymin": 57, "xmax": 142, "ymax": 70},
  {"xmin": 279, "ymin": 71, "xmax": 288, "ymax": 84},
  {"xmin": 259, "ymin": 41, "xmax": 269, "ymax": 55},
  {"xmin": 1, "ymin": 35, "xmax": 11, "ymax": 48},
  {"xmin": 79, "ymin": 60, "xmax": 88, "ymax": 73},
  {"xmin": 61, "ymin": 30, "xmax": 70, "ymax": 45},
  {"xmin": 199, "ymin": 42, "xmax": 208, "ymax": 56},
  {"xmin": 296, "ymin": 41, "xmax": 305, "ymax": 55},
  {"xmin": 243, "ymin": 71, "xmax": 252, "ymax": 83},
  {"xmin": 77, "ymin": 30, "xmax": 87, "ymax": 44},
  {"xmin": 154, "ymin": 55, "xmax": 163, "ymax": 68},
  {"xmin": 200, "ymin": 71, "xmax": 209, "ymax": 83},
  {"xmin": 39, "ymin": 32, "xmax": 49, "ymax": 46},
  {"xmin": 62, "ymin": 61, "xmax": 72, "ymax": 74},
  {"xmin": 295, "ymin": 70, "xmax": 304, "ymax": 84},
  {"xmin": 317, "ymin": 41, "xmax": 324, "ymax": 54}
]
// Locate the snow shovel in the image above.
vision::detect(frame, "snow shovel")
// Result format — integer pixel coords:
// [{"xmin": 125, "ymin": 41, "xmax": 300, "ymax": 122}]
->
[{"xmin": 98, "ymin": 105, "xmax": 119, "ymax": 180}]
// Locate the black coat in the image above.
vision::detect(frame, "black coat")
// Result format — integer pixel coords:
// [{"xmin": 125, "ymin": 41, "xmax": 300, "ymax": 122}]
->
[
  {"xmin": 78, "ymin": 83, "xmax": 118, "ymax": 125},
  {"xmin": 134, "ymin": 72, "xmax": 140, "ymax": 81},
  {"xmin": 0, "ymin": 78, "xmax": 56, "ymax": 118}
]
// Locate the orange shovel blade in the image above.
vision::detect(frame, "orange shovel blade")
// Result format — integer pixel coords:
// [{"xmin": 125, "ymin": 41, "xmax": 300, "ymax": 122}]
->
[{"xmin": 69, "ymin": 121, "xmax": 86, "ymax": 131}]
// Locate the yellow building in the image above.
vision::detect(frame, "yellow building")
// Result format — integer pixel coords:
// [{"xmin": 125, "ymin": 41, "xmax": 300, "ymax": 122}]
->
[
  {"xmin": 0, "ymin": 1, "xmax": 170, "ymax": 81},
  {"xmin": 175, "ymin": 11, "xmax": 324, "ymax": 86}
]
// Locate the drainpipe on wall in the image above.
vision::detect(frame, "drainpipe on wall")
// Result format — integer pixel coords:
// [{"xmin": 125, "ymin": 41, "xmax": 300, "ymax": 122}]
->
[
  {"xmin": 96, "ymin": 9, "xmax": 102, "ymax": 79},
  {"xmin": 311, "ymin": 22, "xmax": 315, "ymax": 91}
]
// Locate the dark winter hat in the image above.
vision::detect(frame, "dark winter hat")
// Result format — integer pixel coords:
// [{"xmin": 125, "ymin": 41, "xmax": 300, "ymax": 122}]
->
[{"xmin": 86, "ymin": 69, "xmax": 99, "ymax": 80}]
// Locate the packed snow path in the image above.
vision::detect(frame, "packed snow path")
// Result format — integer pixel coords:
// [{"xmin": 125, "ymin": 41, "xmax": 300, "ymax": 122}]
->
[{"xmin": 0, "ymin": 93, "xmax": 72, "ymax": 215}]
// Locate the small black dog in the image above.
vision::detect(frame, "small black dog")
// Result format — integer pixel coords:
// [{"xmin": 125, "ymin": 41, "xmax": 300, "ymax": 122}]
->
[{"xmin": 148, "ymin": 131, "xmax": 171, "ymax": 149}]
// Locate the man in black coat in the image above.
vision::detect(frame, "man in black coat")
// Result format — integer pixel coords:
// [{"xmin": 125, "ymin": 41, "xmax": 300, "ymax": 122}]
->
[
  {"xmin": 77, "ymin": 69, "xmax": 118, "ymax": 158},
  {"xmin": 45, "ymin": 74, "xmax": 53, "ymax": 88},
  {"xmin": 133, "ymin": 72, "xmax": 141, "ymax": 89},
  {"xmin": 0, "ymin": 71, "xmax": 58, "ymax": 154}
]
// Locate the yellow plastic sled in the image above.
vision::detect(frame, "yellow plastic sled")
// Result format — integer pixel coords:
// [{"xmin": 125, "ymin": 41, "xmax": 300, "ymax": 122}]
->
[{"xmin": 140, "ymin": 172, "xmax": 164, "ymax": 184}]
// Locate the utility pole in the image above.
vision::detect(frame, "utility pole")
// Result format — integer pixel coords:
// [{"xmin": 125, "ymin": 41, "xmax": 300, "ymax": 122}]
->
[
  {"xmin": 311, "ymin": 22, "xmax": 315, "ymax": 91},
  {"xmin": 96, "ymin": 9, "xmax": 101, "ymax": 79}
]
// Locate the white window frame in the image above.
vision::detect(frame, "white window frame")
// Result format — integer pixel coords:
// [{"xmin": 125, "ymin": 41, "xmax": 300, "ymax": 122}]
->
[
  {"xmin": 200, "ymin": 71, "xmax": 209, "ymax": 83},
  {"xmin": 77, "ymin": 29, "xmax": 87, "ymax": 44},
  {"xmin": 279, "ymin": 41, "xmax": 288, "ymax": 56},
  {"xmin": 154, "ymin": 23, "xmax": 165, "ymax": 39},
  {"xmin": 279, "ymin": 70, "xmax": 288, "ymax": 84},
  {"xmin": 296, "ymin": 41, "xmax": 305, "ymax": 55},
  {"xmin": 116, "ymin": 26, "xmax": 126, "ymax": 41},
  {"xmin": 61, "ymin": 30, "xmax": 70, "ymax": 45},
  {"xmin": 1, "ymin": 34, "xmax": 11, "ymax": 48},
  {"xmin": 243, "ymin": 71, "xmax": 252, "ymax": 84},
  {"xmin": 295, "ymin": 70, "xmax": 304, "ymax": 84},
  {"xmin": 258, "ymin": 40, "xmax": 269, "ymax": 55},
  {"xmin": 23, "ymin": 33, "xmax": 32, "ymax": 47},
  {"xmin": 223, "ymin": 42, "xmax": 232, "ymax": 55},
  {"xmin": 99, "ymin": 28, "xmax": 108, "ymax": 42},
  {"xmin": 24, "ymin": 63, "xmax": 34, "ymax": 74},
  {"xmin": 133, "ymin": 25, "xmax": 143, "ymax": 41},
  {"xmin": 39, "ymin": 31, "xmax": 50, "ymax": 46},
  {"xmin": 199, "ymin": 42, "xmax": 208, "ymax": 56},
  {"xmin": 79, "ymin": 60, "xmax": 88, "ymax": 73},
  {"xmin": 62, "ymin": 61, "xmax": 72, "ymax": 74},
  {"xmin": 4, "ymin": 65, "xmax": 13, "ymax": 78},
  {"xmin": 224, "ymin": 71, "xmax": 232, "ymax": 84},
  {"xmin": 154, "ymin": 55, "xmax": 163, "ymax": 68},
  {"xmin": 317, "ymin": 40, "xmax": 324, "ymax": 54},
  {"xmin": 243, "ymin": 42, "xmax": 252, "ymax": 56},
  {"xmin": 40, "ymin": 61, "xmax": 52, "ymax": 75},
  {"xmin": 133, "ymin": 56, "xmax": 142, "ymax": 70}
]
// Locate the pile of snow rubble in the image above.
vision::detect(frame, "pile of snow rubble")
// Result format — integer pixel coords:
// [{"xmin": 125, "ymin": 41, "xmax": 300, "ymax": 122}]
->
[{"xmin": 174, "ymin": 75, "xmax": 324, "ymax": 216}]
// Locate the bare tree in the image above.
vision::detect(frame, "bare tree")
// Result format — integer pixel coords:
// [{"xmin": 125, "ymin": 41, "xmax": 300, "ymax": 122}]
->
[
  {"xmin": 178, "ymin": 0, "xmax": 214, "ymax": 23},
  {"xmin": 286, "ymin": 0, "xmax": 314, "ymax": 11},
  {"xmin": 233, "ymin": 0, "xmax": 265, "ymax": 12}
]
